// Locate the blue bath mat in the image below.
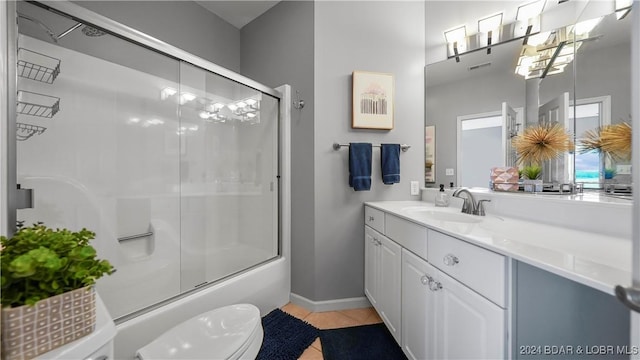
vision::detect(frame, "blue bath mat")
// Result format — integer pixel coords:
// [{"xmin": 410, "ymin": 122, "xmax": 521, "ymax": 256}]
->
[
  {"xmin": 320, "ymin": 323, "xmax": 407, "ymax": 360},
  {"xmin": 257, "ymin": 308, "xmax": 319, "ymax": 360}
]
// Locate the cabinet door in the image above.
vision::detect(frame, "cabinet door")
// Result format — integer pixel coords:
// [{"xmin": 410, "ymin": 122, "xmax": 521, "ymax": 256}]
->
[
  {"xmin": 379, "ymin": 235, "xmax": 402, "ymax": 343},
  {"xmin": 434, "ymin": 270, "xmax": 506, "ymax": 359},
  {"xmin": 401, "ymin": 249, "xmax": 436, "ymax": 360},
  {"xmin": 364, "ymin": 226, "xmax": 379, "ymax": 307}
]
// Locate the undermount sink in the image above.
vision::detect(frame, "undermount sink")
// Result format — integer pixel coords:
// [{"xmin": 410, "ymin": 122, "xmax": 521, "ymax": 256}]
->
[{"xmin": 402, "ymin": 207, "xmax": 483, "ymax": 223}]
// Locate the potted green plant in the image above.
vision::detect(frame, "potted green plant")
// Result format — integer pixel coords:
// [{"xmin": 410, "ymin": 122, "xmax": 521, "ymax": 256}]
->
[
  {"xmin": 521, "ymin": 165, "xmax": 542, "ymax": 180},
  {"xmin": 521, "ymin": 165, "xmax": 543, "ymax": 192},
  {"xmin": 1, "ymin": 222, "xmax": 114, "ymax": 360},
  {"xmin": 604, "ymin": 168, "xmax": 617, "ymax": 180}
]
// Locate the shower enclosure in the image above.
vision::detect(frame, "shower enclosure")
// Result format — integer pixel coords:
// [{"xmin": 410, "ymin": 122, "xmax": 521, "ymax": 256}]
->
[{"xmin": 3, "ymin": 1, "xmax": 284, "ymax": 321}]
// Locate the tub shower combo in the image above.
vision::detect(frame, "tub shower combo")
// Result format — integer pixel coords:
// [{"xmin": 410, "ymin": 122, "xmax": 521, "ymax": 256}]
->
[{"xmin": 3, "ymin": 1, "xmax": 291, "ymax": 357}]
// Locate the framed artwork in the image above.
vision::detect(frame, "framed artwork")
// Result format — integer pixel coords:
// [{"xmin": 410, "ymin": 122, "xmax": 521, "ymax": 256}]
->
[
  {"xmin": 425, "ymin": 125, "xmax": 435, "ymax": 183},
  {"xmin": 352, "ymin": 71, "xmax": 394, "ymax": 129}
]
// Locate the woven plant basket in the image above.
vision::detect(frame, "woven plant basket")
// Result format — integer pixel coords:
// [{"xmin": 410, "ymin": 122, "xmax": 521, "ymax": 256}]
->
[{"xmin": 1, "ymin": 286, "xmax": 96, "ymax": 360}]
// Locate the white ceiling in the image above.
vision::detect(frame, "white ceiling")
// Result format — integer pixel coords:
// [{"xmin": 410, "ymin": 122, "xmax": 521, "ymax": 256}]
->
[{"xmin": 195, "ymin": 0, "xmax": 280, "ymax": 29}]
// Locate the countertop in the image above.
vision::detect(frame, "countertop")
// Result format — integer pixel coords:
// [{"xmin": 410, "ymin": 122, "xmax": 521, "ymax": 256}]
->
[{"xmin": 365, "ymin": 200, "xmax": 631, "ymax": 296}]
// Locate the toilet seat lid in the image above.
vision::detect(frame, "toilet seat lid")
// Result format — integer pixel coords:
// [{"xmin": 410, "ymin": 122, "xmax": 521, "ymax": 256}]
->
[{"xmin": 137, "ymin": 304, "xmax": 262, "ymax": 360}]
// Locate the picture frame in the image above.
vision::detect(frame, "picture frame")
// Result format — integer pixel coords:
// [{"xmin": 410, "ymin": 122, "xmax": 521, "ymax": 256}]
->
[{"xmin": 352, "ymin": 71, "xmax": 394, "ymax": 130}]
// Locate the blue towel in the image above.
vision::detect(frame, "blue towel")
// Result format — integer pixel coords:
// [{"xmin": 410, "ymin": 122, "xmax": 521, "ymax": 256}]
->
[
  {"xmin": 349, "ymin": 143, "xmax": 372, "ymax": 191},
  {"xmin": 381, "ymin": 144, "xmax": 400, "ymax": 184}
]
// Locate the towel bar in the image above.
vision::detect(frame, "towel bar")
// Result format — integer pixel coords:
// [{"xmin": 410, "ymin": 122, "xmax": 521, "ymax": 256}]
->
[{"xmin": 333, "ymin": 143, "xmax": 411, "ymax": 152}]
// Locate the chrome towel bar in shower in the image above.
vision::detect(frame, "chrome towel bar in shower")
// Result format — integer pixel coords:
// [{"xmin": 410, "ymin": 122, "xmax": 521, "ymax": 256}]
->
[
  {"xmin": 333, "ymin": 143, "xmax": 411, "ymax": 152},
  {"xmin": 118, "ymin": 231, "xmax": 154, "ymax": 243}
]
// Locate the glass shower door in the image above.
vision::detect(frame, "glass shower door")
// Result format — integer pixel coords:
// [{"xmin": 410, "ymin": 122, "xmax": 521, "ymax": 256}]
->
[
  {"xmin": 178, "ymin": 62, "xmax": 279, "ymax": 290},
  {"xmin": 15, "ymin": 1, "xmax": 182, "ymax": 319},
  {"xmin": 10, "ymin": 1, "xmax": 281, "ymax": 321}
]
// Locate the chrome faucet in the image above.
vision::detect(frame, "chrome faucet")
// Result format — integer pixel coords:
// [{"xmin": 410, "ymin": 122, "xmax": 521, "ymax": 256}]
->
[
  {"xmin": 452, "ymin": 188, "xmax": 476, "ymax": 214},
  {"xmin": 452, "ymin": 188, "xmax": 490, "ymax": 216}
]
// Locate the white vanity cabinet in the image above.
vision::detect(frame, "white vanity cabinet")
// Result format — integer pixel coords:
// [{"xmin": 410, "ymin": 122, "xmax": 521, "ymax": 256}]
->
[
  {"xmin": 364, "ymin": 225, "xmax": 402, "ymax": 343},
  {"xmin": 401, "ymin": 249, "xmax": 436, "ymax": 360},
  {"xmin": 365, "ymin": 205, "xmax": 507, "ymax": 360},
  {"xmin": 402, "ymin": 249, "xmax": 506, "ymax": 360}
]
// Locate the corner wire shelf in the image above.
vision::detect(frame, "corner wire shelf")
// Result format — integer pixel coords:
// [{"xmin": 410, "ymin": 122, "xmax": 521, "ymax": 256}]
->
[
  {"xmin": 17, "ymin": 48, "xmax": 61, "ymax": 84},
  {"xmin": 17, "ymin": 90, "xmax": 60, "ymax": 118},
  {"xmin": 16, "ymin": 122, "xmax": 47, "ymax": 141}
]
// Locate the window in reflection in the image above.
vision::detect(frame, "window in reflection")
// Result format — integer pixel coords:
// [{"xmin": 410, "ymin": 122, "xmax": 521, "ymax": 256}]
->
[{"xmin": 572, "ymin": 97, "xmax": 611, "ymax": 188}]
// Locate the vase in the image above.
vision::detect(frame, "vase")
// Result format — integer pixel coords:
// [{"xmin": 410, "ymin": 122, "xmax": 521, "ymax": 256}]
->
[
  {"xmin": 1, "ymin": 286, "xmax": 96, "ymax": 360},
  {"xmin": 523, "ymin": 179, "xmax": 543, "ymax": 192}
]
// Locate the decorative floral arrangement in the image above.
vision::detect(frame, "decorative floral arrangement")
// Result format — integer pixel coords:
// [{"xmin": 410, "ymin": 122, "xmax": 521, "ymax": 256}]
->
[
  {"xmin": 579, "ymin": 122, "xmax": 631, "ymax": 161},
  {"xmin": 512, "ymin": 123, "xmax": 574, "ymax": 165}
]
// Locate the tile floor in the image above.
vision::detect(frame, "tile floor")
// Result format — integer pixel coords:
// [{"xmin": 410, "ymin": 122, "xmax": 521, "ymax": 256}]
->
[{"xmin": 280, "ymin": 302, "xmax": 383, "ymax": 360}]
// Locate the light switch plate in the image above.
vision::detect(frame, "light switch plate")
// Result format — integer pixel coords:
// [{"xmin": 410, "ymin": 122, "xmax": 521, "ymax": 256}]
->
[
  {"xmin": 410, "ymin": 181, "xmax": 420, "ymax": 195},
  {"xmin": 445, "ymin": 168, "xmax": 455, "ymax": 176}
]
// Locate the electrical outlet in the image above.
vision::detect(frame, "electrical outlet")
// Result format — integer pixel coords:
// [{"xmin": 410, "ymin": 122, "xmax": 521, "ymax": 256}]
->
[
  {"xmin": 410, "ymin": 181, "xmax": 420, "ymax": 195},
  {"xmin": 445, "ymin": 168, "xmax": 455, "ymax": 176},
  {"xmin": 616, "ymin": 164, "xmax": 632, "ymax": 175}
]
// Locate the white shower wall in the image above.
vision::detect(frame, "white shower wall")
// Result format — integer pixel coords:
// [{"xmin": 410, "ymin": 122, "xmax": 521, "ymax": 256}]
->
[{"xmin": 16, "ymin": 33, "xmax": 279, "ymax": 319}]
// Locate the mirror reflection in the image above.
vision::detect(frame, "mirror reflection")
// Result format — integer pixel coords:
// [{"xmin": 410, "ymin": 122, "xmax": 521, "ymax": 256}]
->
[{"xmin": 425, "ymin": 5, "xmax": 631, "ymax": 195}]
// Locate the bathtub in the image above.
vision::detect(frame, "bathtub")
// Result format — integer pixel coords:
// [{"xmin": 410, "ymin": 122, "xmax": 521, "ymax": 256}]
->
[{"xmin": 112, "ymin": 255, "xmax": 290, "ymax": 359}]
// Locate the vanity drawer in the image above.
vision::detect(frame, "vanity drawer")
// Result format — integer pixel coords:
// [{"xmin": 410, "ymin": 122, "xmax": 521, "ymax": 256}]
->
[
  {"xmin": 365, "ymin": 206, "xmax": 385, "ymax": 234},
  {"xmin": 427, "ymin": 229, "xmax": 506, "ymax": 308},
  {"xmin": 385, "ymin": 214, "xmax": 428, "ymax": 260}
]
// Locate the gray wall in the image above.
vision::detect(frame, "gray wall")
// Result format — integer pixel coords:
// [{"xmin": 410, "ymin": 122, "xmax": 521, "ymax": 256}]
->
[
  {"xmin": 314, "ymin": 1, "xmax": 425, "ymax": 300},
  {"xmin": 240, "ymin": 1, "xmax": 316, "ymax": 300},
  {"xmin": 72, "ymin": 1, "xmax": 241, "ymax": 72}
]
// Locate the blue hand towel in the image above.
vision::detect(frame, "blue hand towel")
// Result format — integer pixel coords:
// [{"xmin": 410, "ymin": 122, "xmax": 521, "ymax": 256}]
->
[
  {"xmin": 349, "ymin": 143, "xmax": 372, "ymax": 191},
  {"xmin": 381, "ymin": 144, "xmax": 400, "ymax": 184}
]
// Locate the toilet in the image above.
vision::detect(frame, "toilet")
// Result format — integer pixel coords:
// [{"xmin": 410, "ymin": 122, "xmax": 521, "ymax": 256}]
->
[{"xmin": 136, "ymin": 304, "xmax": 264, "ymax": 360}]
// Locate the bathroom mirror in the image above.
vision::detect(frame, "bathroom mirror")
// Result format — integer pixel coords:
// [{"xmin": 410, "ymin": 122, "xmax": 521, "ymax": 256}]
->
[{"xmin": 425, "ymin": 1, "xmax": 631, "ymax": 190}]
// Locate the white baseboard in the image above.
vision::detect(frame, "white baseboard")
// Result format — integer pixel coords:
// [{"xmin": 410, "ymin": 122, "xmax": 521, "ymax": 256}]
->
[{"xmin": 289, "ymin": 293, "xmax": 372, "ymax": 312}]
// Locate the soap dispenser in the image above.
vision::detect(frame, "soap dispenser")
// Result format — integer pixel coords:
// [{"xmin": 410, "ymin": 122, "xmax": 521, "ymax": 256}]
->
[{"xmin": 435, "ymin": 184, "xmax": 450, "ymax": 207}]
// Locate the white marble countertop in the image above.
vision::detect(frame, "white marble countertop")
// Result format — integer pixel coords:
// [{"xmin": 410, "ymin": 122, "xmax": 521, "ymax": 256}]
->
[{"xmin": 365, "ymin": 200, "xmax": 632, "ymax": 296}]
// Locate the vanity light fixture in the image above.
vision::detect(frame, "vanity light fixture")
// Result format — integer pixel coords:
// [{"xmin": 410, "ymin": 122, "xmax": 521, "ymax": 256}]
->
[
  {"xmin": 516, "ymin": 0, "xmax": 546, "ymax": 22},
  {"xmin": 478, "ymin": 13, "xmax": 503, "ymax": 54},
  {"xmin": 517, "ymin": 0, "xmax": 545, "ymax": 44},
  {"xmin": 514, "ymin": 23, "xmax": 587, "ymax": 80},
  {"xmin": 444, "ymin": 25, "xmax": 467, "ymax": 62},
  {"xmin": 615, "ymin": 0, "xmax": 632, "ymax": 20}
]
